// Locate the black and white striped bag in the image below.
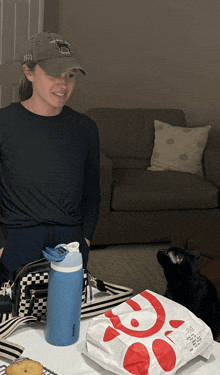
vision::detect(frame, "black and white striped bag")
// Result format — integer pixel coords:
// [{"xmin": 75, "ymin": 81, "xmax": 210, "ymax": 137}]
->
[
  {"xmin": 0, "ymin": 257, "xmax": 133, "ymax": 360},
  {"xmin": 0, "ymin": 316, "xmax": 37, "ymax": 361}
]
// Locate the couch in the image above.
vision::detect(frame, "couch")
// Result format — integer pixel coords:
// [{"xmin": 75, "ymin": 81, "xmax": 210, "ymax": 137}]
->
[{"xmin": 86, "ymin": 108, "xmax": 220, "ymax": 248}]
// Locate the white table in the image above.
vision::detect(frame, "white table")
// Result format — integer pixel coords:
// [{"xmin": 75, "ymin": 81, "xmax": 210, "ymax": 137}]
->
[{"xmin": 0, "ymin": 319, "xmax": 220, "ymax": 375}]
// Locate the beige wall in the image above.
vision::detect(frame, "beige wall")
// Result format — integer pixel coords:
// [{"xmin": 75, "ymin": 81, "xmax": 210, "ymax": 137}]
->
[{"xmin": 58, "ymin": 0, "xmax": 220, "ymax": 133}]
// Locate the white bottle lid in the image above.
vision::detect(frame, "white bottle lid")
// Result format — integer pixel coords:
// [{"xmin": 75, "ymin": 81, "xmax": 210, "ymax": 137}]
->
[
  {"xmin": 66, "ymin": 242, "xmax": 80, "ymax": 253},
  {"xmin": 51, "ymin": 242, "xmax": 82, "ymax": 272}
]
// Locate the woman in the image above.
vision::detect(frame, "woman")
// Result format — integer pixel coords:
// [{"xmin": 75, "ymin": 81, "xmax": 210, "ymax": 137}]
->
[{"xmin": 0, "ymin": 32, "xmax": 100, "ymax": 285}]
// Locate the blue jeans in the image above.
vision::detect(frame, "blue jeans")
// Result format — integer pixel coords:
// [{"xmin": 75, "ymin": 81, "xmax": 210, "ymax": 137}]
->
[{"xmin": 0, "ymin": 225, "xmax": 90, "ymax": 285}]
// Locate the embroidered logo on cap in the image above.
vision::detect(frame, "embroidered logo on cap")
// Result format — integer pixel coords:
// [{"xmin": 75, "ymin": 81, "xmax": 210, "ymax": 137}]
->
[
  {"xmin": 23, "ymin": 54, "xmax": 33, "ymax": 61},
  {"xmin": 50, "ymin": 39, "xmax": 71, "ymax": 55}
]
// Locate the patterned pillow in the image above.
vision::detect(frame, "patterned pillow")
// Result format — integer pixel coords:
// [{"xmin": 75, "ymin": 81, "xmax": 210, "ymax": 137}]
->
[{"xmin": 147, "ymin": 120, "xmax": 211, "ymax": 177}]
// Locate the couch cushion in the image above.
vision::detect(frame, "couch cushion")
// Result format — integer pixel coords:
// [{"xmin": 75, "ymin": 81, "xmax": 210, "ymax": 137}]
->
[
  {"xmin": 86, "ymin": 108, "xmax": 186, "ymax": 169},
  {"xmin": 110, "ymin": 157, "xmax": 148, "ymax": 169},
  {"xmin": 111, "ymin": 170, "xmax": 219, "ymax": 211},
  {"xmin": 148, "ymin": 120, "xmax": 211, "ymax": 177}
]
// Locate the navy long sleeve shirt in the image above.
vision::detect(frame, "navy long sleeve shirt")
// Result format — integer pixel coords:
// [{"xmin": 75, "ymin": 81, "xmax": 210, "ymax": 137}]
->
[{"xmin": 0, "ymin": 102, "xmax": 100, "ymax": 241}]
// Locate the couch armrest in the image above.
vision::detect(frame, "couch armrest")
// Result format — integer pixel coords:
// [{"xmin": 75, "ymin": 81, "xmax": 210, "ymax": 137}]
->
[
  {"xmin": 203, "ymin": 148, "xmax": 220, "ymax": 189},
  {"xmin": 99, "ymin": 151, "xmax": 113, "ymax": 215}
]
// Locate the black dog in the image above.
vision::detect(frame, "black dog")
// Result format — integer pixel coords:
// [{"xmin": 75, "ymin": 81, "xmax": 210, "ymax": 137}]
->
[{"xmin": 157, "ymin": 247, "xmax": 220, "ymax": 340}]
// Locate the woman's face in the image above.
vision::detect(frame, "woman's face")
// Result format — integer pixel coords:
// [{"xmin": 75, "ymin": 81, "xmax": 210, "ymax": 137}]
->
[{"xmin": 23, "ymin": 64, "xmax": 76, "ymax": 114}]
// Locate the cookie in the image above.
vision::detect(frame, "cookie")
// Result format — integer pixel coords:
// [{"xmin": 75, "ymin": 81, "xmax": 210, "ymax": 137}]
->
[{"xmin": 5, "ymin": 359, "xmax": 43, "ymax": 375}]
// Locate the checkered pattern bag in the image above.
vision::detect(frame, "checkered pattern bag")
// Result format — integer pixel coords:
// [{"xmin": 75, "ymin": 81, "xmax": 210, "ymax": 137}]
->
[
  {"xmin": 1, "ymin": 257, "xmax": 133, "ymax": 322},
  {"xmin": 0, "ymin": 258, "xmax": 133, "ymax": 361}
]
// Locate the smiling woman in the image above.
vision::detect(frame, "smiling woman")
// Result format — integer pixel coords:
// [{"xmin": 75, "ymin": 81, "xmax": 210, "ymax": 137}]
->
[
  {"xmin": 21, "ymin": 64, "xmax": 76, "ymax": 116},
  {"xmin": 0, "ymin": 32, "xmax": 100, "ymax": 285}
]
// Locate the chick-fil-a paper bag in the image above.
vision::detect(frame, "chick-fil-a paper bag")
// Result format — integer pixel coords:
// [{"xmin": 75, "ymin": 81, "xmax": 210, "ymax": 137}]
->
[{"xmin": 83, "ymin": 290, "xmax": 213, "ymax": 375}]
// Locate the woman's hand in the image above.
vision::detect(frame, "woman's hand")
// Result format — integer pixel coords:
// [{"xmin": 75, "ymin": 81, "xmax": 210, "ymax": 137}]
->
[
  {"xmin": 0, "ymin": 247, "xmax": 4, "ymax": 258},
  {"xmin": 85, "ymin": 238, "xmax": 90, "ymax": 247}
]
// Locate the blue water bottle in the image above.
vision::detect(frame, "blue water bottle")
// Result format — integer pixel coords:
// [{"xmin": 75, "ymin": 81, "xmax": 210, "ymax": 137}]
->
[{"xmin": 42, "ymin": 242, "xmax": 83, "ymax": 346}]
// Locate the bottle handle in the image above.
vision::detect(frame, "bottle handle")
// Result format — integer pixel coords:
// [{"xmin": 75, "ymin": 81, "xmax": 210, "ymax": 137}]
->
[{"xmin": 42, "ymin": 246, "xmax": 69, "ymax": 262}]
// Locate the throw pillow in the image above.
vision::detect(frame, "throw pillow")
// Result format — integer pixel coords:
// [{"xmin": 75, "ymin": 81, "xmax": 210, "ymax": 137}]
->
[{"xmin": 147, "ymin": 120, "xmax": 211, "ymax": 177}]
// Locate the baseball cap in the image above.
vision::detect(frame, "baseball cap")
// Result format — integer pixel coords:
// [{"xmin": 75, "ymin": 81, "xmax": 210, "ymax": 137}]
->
[{"xmin": 20, "ymin": 31, "xmax": 87, "ymax": 77}]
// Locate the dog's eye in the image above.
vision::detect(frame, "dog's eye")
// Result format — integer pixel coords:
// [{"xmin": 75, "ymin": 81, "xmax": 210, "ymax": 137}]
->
[
  {"xmin": 168, "ymin": 252, "xmax": 177, "ymax": 263},
  {"xmin": 176, "ymin": 254, "xmax": 184, "ymax": 264},
  {"xmin": 168, "ymin": 252, "xmax": 184, "ymax": 264}
]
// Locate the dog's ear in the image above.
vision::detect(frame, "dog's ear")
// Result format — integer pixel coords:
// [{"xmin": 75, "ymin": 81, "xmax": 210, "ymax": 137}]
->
[
  {"xmin": 190, "ymin": 250, "xmax": 201, "ymax": 260},
  {"xmin": 168, "ymin": 246, "xmax": 182, "ymax": 251}
]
